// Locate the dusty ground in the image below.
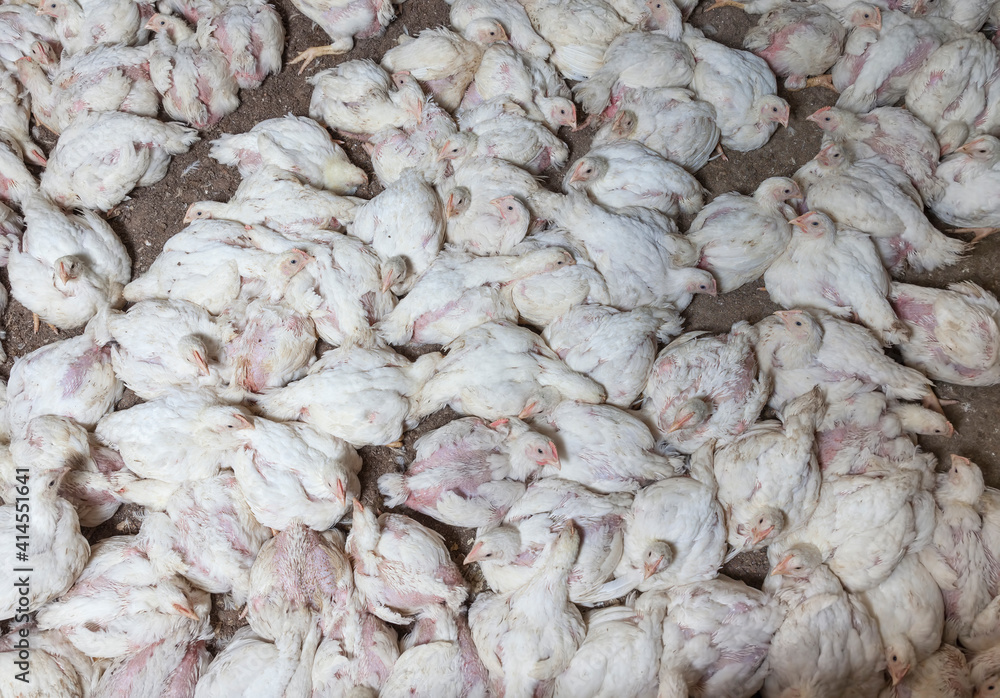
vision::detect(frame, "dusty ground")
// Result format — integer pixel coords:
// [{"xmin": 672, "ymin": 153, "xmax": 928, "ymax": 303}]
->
[{"xmin": 3, "ymin": 0, "xmax": 998, "ymax": 626}]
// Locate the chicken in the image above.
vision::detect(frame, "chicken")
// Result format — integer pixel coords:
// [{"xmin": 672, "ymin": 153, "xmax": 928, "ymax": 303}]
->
[
  {"xmin": 96, "ymin": 299, "xmax": 234, "ymax": 400},
  {"xmin": 220, "ymin": 298, "xmax": 317, "ymax": 394},
  {"xmin": 742, "ymin": 3, "xmax": 855, "ymax": 90},
  {"xmin": 562, "ymin": 141, "xmax": 705, "ymax": 217},
  {"xmin": 579, "ymin": 466, "xmax": 726, "ymax": 603},
  {"xmin": 194, "ymin": 625, "xmax": 321, "ymax": 698},
  {"xmin": 714, "ymin": 388, "xmax": 825, "ymax": 557},
  {"xmin": 381, "ymin": 606, "xmax": 490, "ymax": 698},
  {"xmin": 146, "ymin": 13, "xmax": 240, "ymax": 129},
  {"xmin": 0, "ymin": 133, "xmax": 37, "ymax": 206},
  {"xmin": 764, "ymin": 543, "xmax": 885, "ymax": 698},
  {"xmin": 4, "ymin": 321, "xmax": 122, "ymax": 437},
  {"xmin": 684, "ymin": 31, "xmax": 789, "ymax": 152},
  {"xmin": 413, "ymin": 321, "xmax": 605, "ymax": 422},
  {"xmin": 6, "ymin": 192, "xmax": 130, "ymax": 330},
  {"xmin": 468, "ymin": 477, "xmax": 632, "ymax": 602},
  {"xmin": 808, "ymin": 105, "xmax": 943, "ymax": 202},
  {"xmin": 890, "ymin": 643, "xmax": 973, "ymax": 698},
  {"xmin": 135, "ymin": 473, "xmax": 270, "ymax": 604},
  {"xmin": 378, "ymin": 416, "xmax": 557, "ymax": 528},
  {"xmin": 442, "ymin": 153, "xmax": 561, "ymax": 221},
  {"xmin": 350, "ymin": 169, "xmax": 444, "ymax": 294},
  {"xmin": 686, "ymin": 176, "xmax": 800, "ymax": 293},
  {"xmin": 656, "ymin": 576, "xmax": 783, "ymax": 698},
  {"xmin": 183, "ymin": 167, "xmax": 364, "ymax": 236},
  {"xmin": 202, "ymin": 0, "xmax": 283, "ymax": 88},
  {"xmin": 542, "ymin": 304, "xmax": 682, "ymax": 408},
  {"xmin": 931, "ymin": 136, "xmax": 1000, "ymax": 240},
  {"xmin": 550, "ymin": 192, "xmax": 715, "ymax": 311},
  {"xmin": 462, "ymin": 41, "xmax": 574, "ymax": 130},
  {"xmin": 0, "ymin": 4, "xmax": 60, "ymax": 72},
  {"xmin": 778, "ymin": 466, "xmax": 932, "ymax": 593},
  {"xmin": 35, "ymin": 535, "xmax": 209, "ymax": 658},
  {"xmin": 530, "ymin": 401, "xmax": 682, "ymax": 493},
  {"xmin": 469, "ymin": 524, "xmax": 586, "ymax": 697},
  {"xmin": 123, "ymin": 220, "xmax": 315, "ymax": 316},
  {"xmin": 381, "ymin": 21, "xmax": 507, "ymax": 112},
  {"xmin": 0, "ymin": 458, "xmax": 88, "ymax": 620},
  {"xmin": 247, "ymin": 524, "xmax": 353, "ymax": 642},
  {"xmin": 0, "ymin": 69, "xmax": 45, "ymax": 167},
  {"xmin": 94, "ymin": 628, "xmax": 210, "ymax": 697},
  {"xmin": 15, "ymin": 43, "xmax": 158, "ymax": 134},
  {"xmin": 920, "ymin": 456, "xmax": 1000, "ymax": 650},
  {"xmin": 798, "ymin": 142, "xmax": 966, "ymax": 273},
  {"xmin": 307, "ymin": 60, "xmax": 424, "ymax": 139},
  {"xmin": 905, "ymin": 33, "xmax": 999, "ymax": 155},
  {"xmin": 971, "ymin": 644, "xmax": 1000, "ymax": 698},
  {"xmin": 573, "ymin": 28, "xmax": 695, "ymax": 118},
  {"xmin": 755, "ymin": 308, "xmax": 934, "ymax": 409},
  {"xmin": 834, "ymin": 10, "xmax": 961, "ymax": 113},
  {"xmin": 40, "ymin": 0, "xmax": 142, "ymax": 54},
  {"xmin": 519, "ymin": 0, "xmax": 631, "ymax": 81},
  {"xmin": 443, "ymin": 189, "xmax": 533, "ymax": 255},
  {"xmin": 641, "ymin": 321, "xmax": 770, "ymax": 453},
  {"xmin": 443, "ymin": 98, "xmax": 570, "ymax": 174},
  {"xmin": 764, "ymin": 210, "xmax": 909, "ymax": 345},
  {"xmin": 858, "ymin": 554, "xmax": 945, "ymax": 686},
  {"xmin": 39, "ymin": 110, "xmax": 199, "ymax": 211},
  {"xmin": 231, "ymin": 417, "xmax": 361, "ymax": 531},
  {"xmin": 553, "ymin": 594, "xmax": 668, "ymax": 698},
  {"xmin": 210, "ymin": 115, "xmax": 368, "ymax": 195},
  {"xmin": 364, "ymin": 100, "xmax": 459, "ymax": 185},
  {"xmin": 450, "ymin": 0, "xmax": 552, "ymax": 59},
  {"xmin": 0, "ymin": 626, "xmax": 95, "ymax": 697},
  {"xmin": 347, "ymin": 501, "xmax": 468, "ymax": 625},
  {"xmin": 287, "ymin": 0, "xmax": 399, "ymax": 71},
  {"xmin": 376, "ymin": 247, "xmax": 573, "ymax": 346},
  {"xmin": 592, "ymin": 87, "xmax": 721, "ymax": 172},
  {"xmin": 890, "ymin": 281, "xmax": 1000, "ymax": 386},
  {"xmin": 256, "ymin": 343, "xmax": 440, "ymax": 447}
]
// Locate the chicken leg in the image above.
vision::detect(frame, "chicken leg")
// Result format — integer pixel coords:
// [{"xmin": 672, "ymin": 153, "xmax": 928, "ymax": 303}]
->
[
  {"xmin": 803, "ymin": 74, "xmax": 838, "ymax": 92},
  {"xmin": 289, "ymin": 38, "xmax": 355, "ymax": 74},
  {"xmin": 953, "ymin": 227, "xmax": 1000, "ymax": 244},
  {"xmin": 705, "ymin": 0, "xmax": 746, "ymax": 10}
]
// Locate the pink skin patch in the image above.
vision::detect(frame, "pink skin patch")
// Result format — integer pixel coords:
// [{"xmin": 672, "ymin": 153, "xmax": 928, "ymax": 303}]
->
[{"xmin": 61, "ymin": 345, "xmax": 110, "ymax": 398}]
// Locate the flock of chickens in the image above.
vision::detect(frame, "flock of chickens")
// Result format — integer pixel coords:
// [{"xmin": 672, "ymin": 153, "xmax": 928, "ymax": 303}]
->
[{"xmin": 2, "ymin": 0, "xmax": 1000, "ymax": 693}]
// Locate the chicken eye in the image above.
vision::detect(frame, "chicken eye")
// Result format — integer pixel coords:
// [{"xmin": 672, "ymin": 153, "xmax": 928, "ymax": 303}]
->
[
  {"xmin": 489, "ymin": 30, "xmax": 496, "ymax": 36},
  {"xmin": 795, "ymin": 320, "xmax": 803, "ymax": 326},
  {"xmin": 863, "ymin": 12, "xmax": 870, "ymax": 18},
  {"xmin": 556, "ymin": 260, "xmax": 564, "ymax": 265},
  {"xmin": 824, "ymin": 116, "xmax": 831, "ymax": 122},
  {"xmin": 507, "ymin": 205, "xmax": 514, "ymax": 211},
  {"xmin": 758, "ymin": 517, "xmax": 765, "ymax": 524},
  {"xmin": 289, "ymin": 259, "xmax": 298, "ymax": 265},
  {"xmin": 48, "ymin": 479, "xmax": 56, "ymax": 487},
  {"xmin": 783, "ymin": 188, "xmax": 791, "ymax": 194},
  {"xmin": 699, "ymin": 284, "xmax": 707, "ymax": 290},
  {"xmin": 892, "ymin": 655, "xmax": 898, "ymax": 662},
  {"xmin": 159, "ymin": 18, "xmax": 166, "ymax": 25},
  {"xmin": 772, "ymin": 107, "xmax": 778, "ymax": 112},
  {"xmin": 559, "ymin": 109, "xmax": 566, "ymax": 115},
  {"xmin": 811, "ymin": 221, "xmax": 819, "ymax": 226},
  {"xmin": 537, "ymin": 448, "xmax": 544, "ymax": 454}
]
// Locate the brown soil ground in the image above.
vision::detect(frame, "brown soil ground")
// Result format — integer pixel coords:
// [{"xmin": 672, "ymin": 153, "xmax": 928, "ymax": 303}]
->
[{"xmin": 3, "ymin": 0, "xmax": 998, "ymax": 639}]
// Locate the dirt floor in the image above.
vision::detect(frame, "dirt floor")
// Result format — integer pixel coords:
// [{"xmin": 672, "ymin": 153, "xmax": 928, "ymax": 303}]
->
[{"xmin": 3, "ymin": 0, "xmax": 998, "ymax": 627}]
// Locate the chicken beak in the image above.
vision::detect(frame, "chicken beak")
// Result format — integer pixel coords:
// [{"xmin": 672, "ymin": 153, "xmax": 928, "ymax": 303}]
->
[
  {"xmin": 352, "ymin": 498, "xmax": 364, "ymax": 515},
  {"xmin": 568, "ymin": 161, "xmax": 588, "ymax": 184},
  {"xmin": 956, "ymin": 139, "xmax": 983, "ymax": 155},
  {"xmin": 381, "ymin": 269, "xmax": 397, "ymax": 293},
  {"xmin": 643, "ymin": 556, "xmax": 663, "ymax": 579},
  {"xmin": 778, "ymin": 112, "xmax": 789, "ymax": 128},
  {"xmin": 445, "ymin": 193, "xmax": 458, "ymax": 218},
  {"xmin": 233, "ymin": 412, "xmax": 255, "ymax": 430},
  {"xmin": 890, "ymin": 664, "xmax": 910, "ymax": 686},
  {"xmin": 192, "ymin": 350, "xmax": 210, "ymax": 376},
  {"xmin": 437, "ymin": 144, "xmax": 452, "ymax": 162},
  {"xmin": 543, "ymin": 442, "xmax": 560, "ymax": 469},
  {"xmin": 57, "ymin": 260, "xmax": 71, "ymax": 284},
  {"xmin": 173, "ymin": 603, "xmax": 200, "ymax": 621},
  {"xmin": 182, "ymin": 206, "xmax": 196, "ymax": 223},
  {"xmin": 491, "ymin": 198, "xmax": 512, "ymax": 221},
  {"xmin": 464, "ymin": 541, "xmax": 487, "ymax": 565},
  {"xmin": 489, "ymin": 418, "xmax": 509, "ymax": 429},
  {"xmin": 871, "ymin": 7, "xmax": 882, "ymax": 29},
  {"xmin": 788, "ymin": 213, "xmax": 811, "ymax": 231},
  {"xmin": 751, "ymin": 525, "xmax": 774, "ymax": 546},
  {"xmin": 518, "ymin": 401, "xmax": 539, "ymax": 419},
  {"xmin": 666, "ymin": 411, "xmax": 693, "ymax": 433},
  {"xmin": 770, "ymin": 554, "xmax": 794, "ymax": 576},
  {"xmin": 335, "ymin": 479, "xmax": 346, "ymax": 505}
]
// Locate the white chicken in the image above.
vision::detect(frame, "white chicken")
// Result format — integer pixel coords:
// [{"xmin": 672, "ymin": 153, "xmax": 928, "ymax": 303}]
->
[
  {"xmin": 210, "ymin": 114, "xmax": 368, "ymax": 195},
  {"xmin": 202, "ymin": 0, "xmax": 283, "ymax": 89},
  {"xmin": 931, "ymin": 136, "xmax": 1000, "ymax": 240},
  {"xmin": 0, "ymin": 134, "xmax": 37, "ymax": 206},
  {"xmin": 381, "ymin": 21, "xmax": 508, "ymax": 111},
  {"xmin": 764, "ymin": 543, "xmax": 885, "ymax": 698},
  {"xmin": 6, "ymin": 191, "xmax": 130, "ymax": 331},
  {"xmin": 0, "ymin": 626, "xmax": 95, "ymax": 697},
  {"xmin": 347, "ymin": 501, "xmax": 468, "ymax": 625},
  {"xmin": 714, "ymin": 388, "xmax": 826, "ymax": 557},
  {"xmin": 686, "ymin": 176, "xmax": 800, "ymax": 293},
  {"xmin": 287, "ymin": 0, "xmax": 399, "ymax": 71},
  {"xmin": 39, "ymin": 110, "xmax": 199, "ymax": 211},
  {"xmin": 413, "ymin": 321, "xmax": 605, "ymax": 422},
  {"xmin": 798, "ymin": 142, "xmax": 966, "ymax": 273},
  {"xmin": 641, "ymin": 321, "xmax": 770, "ymax": 453},
  {"xmin": 378, "ymin": 416, "xmax": 558, "ymax": 528},
  {"xmin": 684, "ymin": 31, "xmax": 789, "ymax": 152},
  {"xmin": 562, "ymin": 141, "xmax": 706, "ymax": 217},
  {"xmin": 146, "ymin": 13, "xmax": 240, "ymax": 129},
  {"xmin": 40, "ymin": 0, "xmax": 142, "ymax": 54},
  {"xmin": 754, "ymin": 308, "xmax": 935, "ymax": 409},
  {"xmin": 256, "ymin": 342, "xmax": 440, "ymax": 447},
  {"xmin": 890, "ymin": 281, "xmax": 1000, "ymax": 386},
  {"xmin": 442, "ymin": 190, "xmax": 532, "ymax": 255},
  {"xmin": 519, "ymin": 0, "xmax": 631, "ymax": 81},
  {"xmin": 530, "ymin": 401, "xmax": 682, "ymax": 493},
  {"xmin": 376, "ymin": 247, "xmax": 573, "ymax": 346},
  {"xmin": 764, "ymin": 210, "xmax": 909, "ymax": 345},
  {"xmin": 469, "ymin": 524, "xmax": 586, "ymax": 697},
  {"xmin": 542, "ymin": 303, "xmax": 683, "ymax": 408},
  {"xmin": 0, "ymin": 69, "xmax": 45, "ymax": 166},
  {"xmin": 450, "ymin": 0, "xmax": 552, "ymax": 59}
]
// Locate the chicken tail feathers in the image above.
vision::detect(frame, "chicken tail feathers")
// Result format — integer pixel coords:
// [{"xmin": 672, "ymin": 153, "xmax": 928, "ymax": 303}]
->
[
  {"xmin": 572, "ymin": 72, "xmax": 616, "ymax": 117},
  {"xmin": 835, "ymin": 83, "xmax": 877, "ymax": 114},
  {"xmin": 906, "ymin": 229, "xmax": 967, "ymax": 273},
  {"xmin": 377, "ymin": 472, "xmax": 409, "ymax": 508}
]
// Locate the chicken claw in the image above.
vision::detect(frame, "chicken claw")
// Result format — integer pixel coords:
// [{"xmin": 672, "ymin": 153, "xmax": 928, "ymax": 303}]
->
[
  {"xmin": 289, "ymin": 39, "xmax": 354, "ymax": 74},
  {"xmin": 922, "ymin": 392, "xmax": 959, "ymax": 416},
  {"xmin": 805, "ymin": 74, "xmax": 838, "ymax": 92},
  {"xmin": 953, "ymin": 227, "xmax": 1000, "ymax": 244}
]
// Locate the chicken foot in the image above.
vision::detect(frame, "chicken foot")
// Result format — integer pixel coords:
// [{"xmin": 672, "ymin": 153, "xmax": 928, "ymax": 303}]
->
[
  {"xmin": 289, "ymin": 38, "xmax": 356, "ymax": 74},
  {"xmin": 953, "ymin": 227, "xmax": 1000, "ymax": 243},
  {"xmin": 922, "ymin": 392, "xmax": 959, "ymax": 416},
  {"xmin": 705, "ymin": 0, "xmax": 746, "ymax": 10}
]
